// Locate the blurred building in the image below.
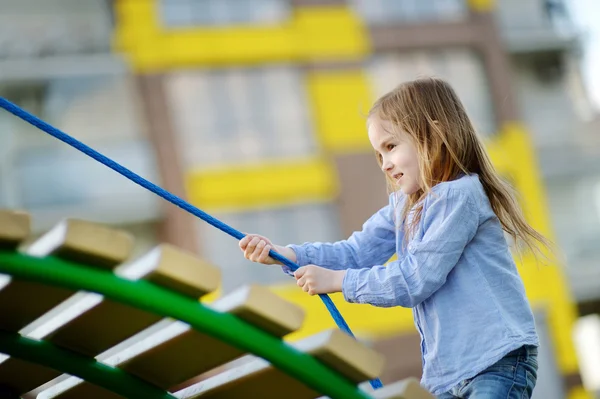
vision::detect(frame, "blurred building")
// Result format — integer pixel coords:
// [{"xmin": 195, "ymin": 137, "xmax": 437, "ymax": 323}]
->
[{"xmin": 0, "ymin": 0, "xmax": 598, "ymax": 398}]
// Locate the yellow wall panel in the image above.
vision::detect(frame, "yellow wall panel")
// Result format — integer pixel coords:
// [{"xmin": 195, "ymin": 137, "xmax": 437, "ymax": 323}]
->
[
  {"xmin": 113, "ymin": 1, "xmax": 370, "ymax": 71},
  {"xmin": 307, "ymin": 70, "xmax": 373, "ymax": 153},
  {"xmin": 185, "ymin": 157, "xmax": 339, "ymax": 212},
  {"xmin": 163, "ymin": 28, "xmax": 296, "ymax": 67},
  {"xmin": 467, "ymin": 0, "xmax": 496, "ymax": 12},
  {"xmin": 113, "ymin": 0, "xmax": 159, "ymax": 50},
  {"xmin": 490, "ymin": 123, "xmax": 580, "ymax": 378},
  {"xmin": 269, "ymin": 285, "xmax": 416, "ymax": 342},
  {"xmin": 294, "ymin": 8, "xmax": 370, "ymax": 61}
]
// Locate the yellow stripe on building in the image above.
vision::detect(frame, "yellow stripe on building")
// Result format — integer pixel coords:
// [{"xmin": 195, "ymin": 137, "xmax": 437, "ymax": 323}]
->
[
  {"xmin": 307, "ymin": 70, "xmax": 374, "ymax": 153},
  {"xmin": 489, "ymin": 123, "xmax": 581, "ymax": 382},
  {"xmin": 113, "ymin": 1, "xmax": 370, "ymax": 71},
  {"xmin": 467, "ymin": 0, "xmax": 496, "ymax": 12},
  {"xmin": 185, "ymin": 157, "xmax": 339, "ymax": 212},
  {"xmin": 269, "ymin": 285, "xmax": 416, "ymax": 342}
]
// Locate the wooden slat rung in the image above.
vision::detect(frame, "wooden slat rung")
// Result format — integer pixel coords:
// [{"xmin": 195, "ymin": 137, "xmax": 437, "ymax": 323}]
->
[
  {"xmin": 293, "ymin": 328, "xmax": 385, "ymax": 383},
  {"xmin": 44, "ymin": 296, "xmax": 163, "ymax": 357},
  {"xmin": 0, "ymin": 210, "xmax": 31, "ymax": 249},
  {"xmin": 15, "ymin": 241, "xmax": 223, "ymax": 399},
  {"xmin": 49, "ymin": 284, "xmax": 305, "ymax": 396},
  {"xmin": 39, "ymin": 244, "xmax": 220, "ymax": 356},
  {"xmin": 176, "ymin": 357, "xmax": 320, "ymax": 399},
  {"xmin": 118, "ymin": 284, "xmax": 304, "ymax": 389},
  {"xmin": 119, "ymin": 320, "xmax": 245, "ymax": 389},
  {"xmin": 0, "ymin": 280, "xmax": 75, "ymax": 333},
  {"xmin": 116, "ymin": 243, "xmax": 221, "ymax": 299},
  {"xmin": 0, "ymin": 357, "xmax": 61, "ymax": 396},
  {"xmin": 209, "ymin": 284, "xmax": 304, "ymax": 337},
  {"xmin": 38, "ymin": 382, "xmax": 124, "ymax": 399},
  {"xmin": 25, "ymin": 218, "xmax": 134, "ymax": 270},
  {"xmin": 175, "ymin": 328, "xmax": 385, "ymax": 399},
  {"xmin": 372, "ymin": 378, "xmax": 434, "ymax": 399},
  {"xmin": 0, "ymin": 219, "xmax": 134, "ymax": 334}
]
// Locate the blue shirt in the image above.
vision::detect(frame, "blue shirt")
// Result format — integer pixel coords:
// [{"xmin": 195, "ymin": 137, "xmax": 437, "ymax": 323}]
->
[{"xmin": 287, "ymin": 174, "xmax": 539, "ymax": 395}]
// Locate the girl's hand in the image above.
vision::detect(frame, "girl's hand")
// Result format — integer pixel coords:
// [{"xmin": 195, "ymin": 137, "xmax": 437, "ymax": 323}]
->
[
  {"xmin": 294, "ymin": 265, "xmax": 346, "ymax": 295},
  {"xmin": 239, "ymin": 234, "xmax": 296, "ymax": 265}
]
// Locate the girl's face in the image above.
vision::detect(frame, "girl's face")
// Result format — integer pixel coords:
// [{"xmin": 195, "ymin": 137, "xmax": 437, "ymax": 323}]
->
[{"xmin": 368, "ymin": 119, "xmax": 421, "ymax": 195}]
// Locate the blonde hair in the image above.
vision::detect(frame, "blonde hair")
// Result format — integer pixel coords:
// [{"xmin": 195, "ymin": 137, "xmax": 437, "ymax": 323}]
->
[{"xmin": 369, "ymin": 77, "xmax": 551, "ymax": 258}]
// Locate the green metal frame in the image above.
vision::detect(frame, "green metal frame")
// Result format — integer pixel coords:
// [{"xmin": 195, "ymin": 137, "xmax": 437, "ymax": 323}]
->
[
  {"xmin": 0, "ymin": 331, "xmax": 176, "ymax": 399},
  {"xmin": 0, "ymin": 251, "xmax": 374, "ymax": 399}
]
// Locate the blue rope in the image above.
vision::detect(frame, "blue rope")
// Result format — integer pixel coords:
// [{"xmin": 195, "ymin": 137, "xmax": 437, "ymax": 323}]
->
[{"xmin": 0, "ymin": 97, "xmax": 383, "ymax": 390}]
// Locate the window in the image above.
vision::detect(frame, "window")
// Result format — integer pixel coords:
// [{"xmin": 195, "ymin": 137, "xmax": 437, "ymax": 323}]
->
[
  {"xmin": 8, "ymin": 75, "xmax": 161, "ymax": 226},
  {"xmin": 15, "ymin": 140, "xmax": 158, "ymax": 210},
  {"xmin": 368, "ymin": 48, "xmax": 496, "ymax": 136},
  {"xmin": 166, "ymin": 66, "xmax": 317, "ymax": 169},
  {"xmin": 42, "ymin": 75, "xmax": 145, "ymax": 142},
  {"xmin": 160, "ymin": 0, "xmax": 290, "ymax": 28},
  {"xmin": 349, "ymin": 0, "xmax": 468, "ymax": 25},
  {"xmin": 0, "ymin": 0, "xmax": 113, "ymax": 58},
  {"xmin": 198, "ymin": 203, "xmax": 342, "ymax": 293}
]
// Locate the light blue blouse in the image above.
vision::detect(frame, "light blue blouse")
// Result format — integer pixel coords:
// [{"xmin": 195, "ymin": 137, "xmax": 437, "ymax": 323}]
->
[{"xmin": 287, "ymin": 174, "xmax": 539, "ymax": 394}]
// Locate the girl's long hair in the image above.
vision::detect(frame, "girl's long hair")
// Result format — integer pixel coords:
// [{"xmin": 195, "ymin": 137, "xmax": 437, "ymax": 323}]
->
[{"xmin": 369, "ymin": 77, "xmax": 551, "ymax": 258}]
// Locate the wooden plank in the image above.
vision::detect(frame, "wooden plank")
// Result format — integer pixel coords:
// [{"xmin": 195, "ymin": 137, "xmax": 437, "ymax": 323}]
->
[
  {"xmin": 0, "ymin": 210, "xmax": 31, "ymax": 249},
  {"xmin": 119, "ymin": 320, "xmax": 245, "ymax": 390},
  {"xmin": 0, "ymin": 357, "xmax": 60, "ymax": 396},
  {"xmin": 37, "ymin": 381, "xmax": 124, "ymax": 399},
  {"xmin": 0, "ymin": 218, "xmax": 133, "ymax": 333},
  {"xmin": 49, "ymin": 284, "xmax": 305, "ymax": 397},
  {"xmin": 25, "ymin": 218, "xmax": 134, "ymax": 270},
  {"xmin": 43, "ymin": 294, "xmax": 164, "ymax": 357},
  {"xmin": 176, "ymin": 328, "xmax": 385, "ymax": 399},
  {"xmin": 119, "ymin": 284, "xmax": 304, "ymax": 389},
  {"xmin": 43, "ymin": 244, "xmax": 221, "ymax": 357},
  {"xmin": 371, "ymin": 378, "xmax": 434, "ymax": 399},
  {"xmin": 209, "ymin": 284, "xmax": 305, "ymax": 337},
  {"xmin": 0, "ymin": 219, "xmax": 133, "ymax": 396},
  {"xmin": 293, "ymin": 328, "xmax": 385, "ymax": 383},
  {"xmin": 177, "ymin": 357, "xmax": 320, "ymax": 399},
  {"xmin": 121, "ymin": 243, "xmax": 220, "ymax": 299}
]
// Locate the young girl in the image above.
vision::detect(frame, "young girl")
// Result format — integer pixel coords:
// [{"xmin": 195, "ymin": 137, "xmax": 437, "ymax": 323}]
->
[{"xmin": 239, "ymin": 77, "xmax": 546, "ymax": 398}]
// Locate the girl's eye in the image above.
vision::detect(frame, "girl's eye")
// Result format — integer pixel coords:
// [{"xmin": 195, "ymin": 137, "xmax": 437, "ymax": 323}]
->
[{"xmin": 386, "ymin": 144, "xmax": 396, "ymax": 151}]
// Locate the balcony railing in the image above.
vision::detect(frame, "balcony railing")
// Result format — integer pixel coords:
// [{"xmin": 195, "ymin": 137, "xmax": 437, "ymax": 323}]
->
[
  {"xmin": 349, "ymin": 0, "xmax": 469, "ymax": 25},
  {"xmin": 0, "ymin": 0, "xmax": 113, "ymax": 59},
  {"xmin": 495, "ymin": 0, "xmax": 579, "ymax": 53}
]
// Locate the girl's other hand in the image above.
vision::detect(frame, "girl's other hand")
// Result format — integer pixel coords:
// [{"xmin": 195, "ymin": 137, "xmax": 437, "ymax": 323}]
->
[{"xmin": 294, "ymin": 265, "xmax": 346, "ymax": 295}]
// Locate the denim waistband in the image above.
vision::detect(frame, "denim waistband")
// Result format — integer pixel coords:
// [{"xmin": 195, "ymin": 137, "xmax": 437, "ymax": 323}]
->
[{"xmin": 506, "ymin": 345, "xmax": 538, "ymax": 360}]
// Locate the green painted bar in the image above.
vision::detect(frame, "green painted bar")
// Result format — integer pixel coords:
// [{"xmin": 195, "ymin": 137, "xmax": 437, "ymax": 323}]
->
[
  {"xmin": 0, "ymin": 251, "xmax": 374, "ymax": 399},
  {"xmin": 0, "ymin": 331, "xmax": 176, "ymax": 399}
]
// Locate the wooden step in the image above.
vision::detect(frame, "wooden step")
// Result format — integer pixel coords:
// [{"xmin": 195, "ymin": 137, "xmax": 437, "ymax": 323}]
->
[
  {"xmin": 0, "ymin": 210, "xmax": 31, "ymax": 250},
  {"xmin": 0, "ymin": 357, "xmax": 60, "ymax": 396},
  {"xmin": 372, "ymin": 378, "xmax": 434, "ymax": 399},
  {"xmin": 38, "ymin": 380, "xmax": 124, "ymax": 399},
  {"xmin": 42, "ymin": 243, "xmax": 221, "ymax": 357},
  {"xmin": 0, "ymin": 219, "xmax": 133, "ymax": 396},
  {"xmin": 175, "ymin": 328, "xmax": 385, "ymax": 399},
  {"xmin": 46, "ymin": 284, "xmax": 305, "ymax": 398},
  {"xmin": 0, "ymin": 218, "xmax": 134, "ymax": 333},
  {"xmin": 0, "ymin": 212, "xmax": 64, "ymax": 397}
]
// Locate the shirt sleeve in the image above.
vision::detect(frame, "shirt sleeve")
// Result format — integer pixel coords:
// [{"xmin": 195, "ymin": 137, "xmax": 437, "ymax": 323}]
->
[
  {"xmin": 342, "ymin": 188, "xmax": 479, "ymax": 308},
  {"xmin": 283, "ymin": 193, "xmax": 400, "ymax": 273}
]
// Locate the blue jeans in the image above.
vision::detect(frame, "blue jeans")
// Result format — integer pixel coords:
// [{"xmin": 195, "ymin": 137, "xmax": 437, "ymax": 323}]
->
[{"xmin": 436, "ymin": 345, "xmax": 538, "ymax": 399}]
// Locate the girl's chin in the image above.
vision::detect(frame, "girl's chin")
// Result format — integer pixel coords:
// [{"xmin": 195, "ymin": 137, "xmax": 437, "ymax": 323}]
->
[{"xmin": 399, "ymin": 185, "xmax": 419, "ymax": 195}]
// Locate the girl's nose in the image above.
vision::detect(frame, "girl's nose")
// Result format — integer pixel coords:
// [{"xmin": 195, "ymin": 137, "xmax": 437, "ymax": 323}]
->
[{"xmin": 381, "ymin": 159, "xmax": 393, "ymax": 172}]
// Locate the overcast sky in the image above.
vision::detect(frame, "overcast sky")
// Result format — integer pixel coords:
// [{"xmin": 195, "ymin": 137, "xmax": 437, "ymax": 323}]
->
[{"xmin": 568, "ymin": 0, "xmax": 600, "ymax": 109}]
